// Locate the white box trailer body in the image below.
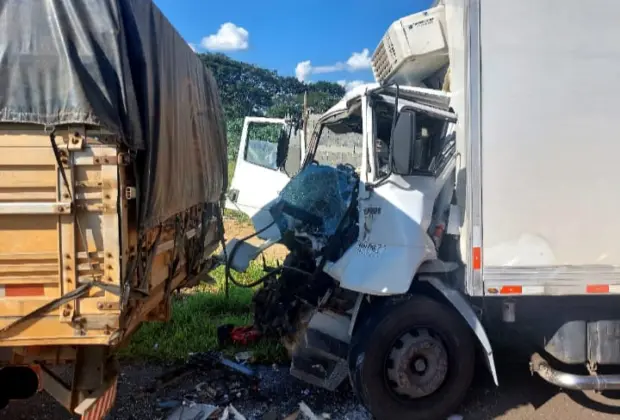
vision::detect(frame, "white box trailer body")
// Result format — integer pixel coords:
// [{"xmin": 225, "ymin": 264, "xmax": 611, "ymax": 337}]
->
[{"xmin": 440, "ymin": 0, "xmax": 620, "ymax": 296}]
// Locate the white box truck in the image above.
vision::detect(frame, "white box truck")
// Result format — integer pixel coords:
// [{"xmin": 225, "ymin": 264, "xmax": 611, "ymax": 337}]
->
[{"xmin": 225, "ymin": 0, "xmax": 620, "ymax": 419}]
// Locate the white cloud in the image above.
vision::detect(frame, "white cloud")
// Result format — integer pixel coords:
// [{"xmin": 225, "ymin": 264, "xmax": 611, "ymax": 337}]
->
[
  {"xmin": 295, "ymin": 61, "xmax": 313, "ymax": 82},
  {"xmin": 201, "ymin": 23, "xmax": 249, "ymax": 52},
  {"xmin": 346, "ymin": 48, "xmax": 372, "ymax": 70},
  {"xmin": 338, "ymin": 80, "xmax": 366, "ymax": 92},
  {"xmin": 295, "ymin": 49, "xmax": 372, "ymax": 82},
  {"xmin": 313, "ymin": 63, "xmax": 345, "ymax": 74}
]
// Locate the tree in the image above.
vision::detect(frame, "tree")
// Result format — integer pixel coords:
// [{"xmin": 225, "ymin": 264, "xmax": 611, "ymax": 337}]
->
[{"xmin": 198, "ymin": 53, "xmax": 346, "ymax": 158}]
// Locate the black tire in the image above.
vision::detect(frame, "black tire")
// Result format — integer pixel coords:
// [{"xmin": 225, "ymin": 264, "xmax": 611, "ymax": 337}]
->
[{"xmin": 348, "ymin": 295, "xmax": 475, "ymax": 420}]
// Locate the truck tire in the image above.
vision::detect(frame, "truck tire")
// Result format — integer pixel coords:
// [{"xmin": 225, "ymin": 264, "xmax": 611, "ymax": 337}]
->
[{"xmin": 348, "ymin": 295, "xmax": 475, "ymax": 420}]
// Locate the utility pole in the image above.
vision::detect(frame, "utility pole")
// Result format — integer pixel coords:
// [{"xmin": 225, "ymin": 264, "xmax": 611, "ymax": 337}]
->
[{"xmin": 303, "ymin": 90, "xmax": 308, "ymax": 143}]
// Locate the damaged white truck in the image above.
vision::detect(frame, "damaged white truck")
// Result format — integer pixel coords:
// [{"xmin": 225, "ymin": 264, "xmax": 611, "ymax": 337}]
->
[{"xmin": 226, "ymin": 0, "xmax": 620, "ymax": 419}]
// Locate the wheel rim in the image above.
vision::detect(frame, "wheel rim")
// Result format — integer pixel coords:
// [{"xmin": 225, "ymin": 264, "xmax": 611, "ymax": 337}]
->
[{"xmin": 386, "ymin": 328, "xmax": 449, "ymax": 399}]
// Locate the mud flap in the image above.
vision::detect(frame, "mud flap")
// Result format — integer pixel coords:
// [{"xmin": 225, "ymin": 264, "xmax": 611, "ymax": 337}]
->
[
  {"xmin": 421, "ymin": 275, "xmax": 499, "ymax": 386},
  {"xmin": 74, "ymin": 378, "xmax": 118, "ymax": 420}
]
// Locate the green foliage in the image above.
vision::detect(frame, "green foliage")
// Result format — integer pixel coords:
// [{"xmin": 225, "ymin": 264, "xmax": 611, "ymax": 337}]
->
[
  {"xmin": 121, "ymin": 262, "xmax": 286, "ymax": 363},
  {"xmin": 247, "ymin": 121, "xmax": 283, "ymax": 143},
  {"xmin": 226, "ymin": 118, "xmax": 244, "ymax": 160},
  {"xmin": 198, "ymin": 53, "xmax": 346, "ymax": 159}
]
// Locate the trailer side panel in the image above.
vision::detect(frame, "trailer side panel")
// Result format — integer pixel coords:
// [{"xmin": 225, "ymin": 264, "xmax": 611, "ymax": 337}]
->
[{"xmin": 479, "ymin": 0, "xmax": 620, "ymax": 294}]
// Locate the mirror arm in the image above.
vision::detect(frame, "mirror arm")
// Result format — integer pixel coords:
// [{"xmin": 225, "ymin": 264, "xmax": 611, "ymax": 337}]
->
[{"xmin": 369, "ymin": 84, "xmax": 400, "ymax": 189}]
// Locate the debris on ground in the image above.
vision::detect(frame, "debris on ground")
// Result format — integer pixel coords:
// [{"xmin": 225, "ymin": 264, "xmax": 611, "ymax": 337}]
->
[
  {"xmin": 218, "ymin": 404, "xmax": 247, "ymax": 420},
  {"xmin": 283, "ymin": 410, "xmax": 300, "ymax": 420},
  {"xmin": 209, "ymin": 352, "xmax": 257, "ymax": 378},
  {"xmin": 166, "ymin": 401, "xmax": 218, "ymax": 420},
  {"xmin": 299, "ymin": 402, "xmax": 320, "ymax": 420},
  {"xmin": 229, "ymin": 404, "xmax": 247, "ymax": 420},
  {"xmin": 218, "ymin": 324, "xmax": 262, "ymax": 347},
  {"xmin": 158, "ymin": 400, "xmax": 182, "ymax": 409},
  {"xmin": 235, "ymin": 351, "xmax": 254, "ymax": 364},
  {"xmin": 144, "ymin": 354, "xmax": 360, "ymax": 420},
  {"xmin": 148, "ymin": 351, "xmax": 259, "ymax": 410},
  {"xmin": 261, "ymin": 410, "xmax": 278, "ymax": 420}
]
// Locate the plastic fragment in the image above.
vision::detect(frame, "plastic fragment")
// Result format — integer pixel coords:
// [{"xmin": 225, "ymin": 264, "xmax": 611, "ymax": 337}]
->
[
  {"xmin": 234, "ymin": 351, "xmax": 254, "ymax": 364},
  {"xmin": 166, "ymin": 402, "xmax": 218, "ymax": 420},
  {"xmin": 299, "ymin": 402, "xmax": 320, "ymax": 420}
]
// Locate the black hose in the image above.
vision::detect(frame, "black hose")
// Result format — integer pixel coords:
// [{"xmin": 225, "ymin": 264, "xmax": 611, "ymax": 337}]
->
[
  {"xmin": 218, "ymin": 204, "xmax": 317, "ymax": 289},
  {"xmin": 225, "ymin": 218, "xmax": 278, "ymax": 288}
]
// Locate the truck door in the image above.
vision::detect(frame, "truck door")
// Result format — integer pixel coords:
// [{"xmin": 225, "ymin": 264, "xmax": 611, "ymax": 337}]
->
[{"xmin": 227, "ymin": 117, "xmax": 304, "ymax": 223}]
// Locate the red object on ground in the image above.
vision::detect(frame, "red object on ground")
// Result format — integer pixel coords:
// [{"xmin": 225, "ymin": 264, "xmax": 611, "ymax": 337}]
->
[{"xmin": 230, "ymin": 325, "xmax": 262, "ymax": 345}]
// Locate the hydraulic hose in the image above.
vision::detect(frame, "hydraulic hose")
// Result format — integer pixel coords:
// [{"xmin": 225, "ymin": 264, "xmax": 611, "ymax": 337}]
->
[{"xmin": 224, "ymin": 218, "xmax": 279, "ymax": 288}]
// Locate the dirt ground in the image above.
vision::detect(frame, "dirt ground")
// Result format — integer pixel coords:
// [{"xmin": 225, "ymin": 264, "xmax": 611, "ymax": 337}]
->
[{"xmin": 5, "ymin": 358, "xmax": 620, "ymax": 419}]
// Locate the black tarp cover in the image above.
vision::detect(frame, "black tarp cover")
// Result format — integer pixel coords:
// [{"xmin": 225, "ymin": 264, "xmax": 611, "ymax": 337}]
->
[{"xmin": 0, "ymin": 0, "xmax": 228, "ymax": 227}]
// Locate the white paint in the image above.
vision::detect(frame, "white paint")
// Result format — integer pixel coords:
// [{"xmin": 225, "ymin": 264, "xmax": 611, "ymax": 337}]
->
[
  {"xmin": 326, "ymin": 172, "xmax": 445, "ymax": 295},
  {"xmin": 323, "ymin": 84, "xmax": 455, "ymax": 296},
  {"xmin": 423, "ymin": 275, "xmax": 499, "ymax": 386},
  {"xmin": 480, "ymin": 0, "xmax": 620, "ymax": 268},
  {"xmin": 227, "ymin": 117, "xmax": 295, "ymax": 239},
  {"xmin": 483, "ymin": 234, "xmax": 556, "ymax": 266},
  {"xmin": 372, "ymin": 5, "xmax": 449, "ymax": 86}
]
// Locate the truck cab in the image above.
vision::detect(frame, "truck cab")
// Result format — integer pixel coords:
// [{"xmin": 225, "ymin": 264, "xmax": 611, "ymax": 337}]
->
[{"xmin": 224, "ymin": 83, "xmax": 486, "ymax": 420}]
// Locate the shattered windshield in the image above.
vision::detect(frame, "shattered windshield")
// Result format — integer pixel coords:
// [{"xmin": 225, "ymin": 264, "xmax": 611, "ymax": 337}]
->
[
  {"xmin": 274, "ymin": 164, "xmax": 358, "ymax": 244},
  {"xmin": 268, "ymin": 104, "xmax": 362, "ymax": 250}
]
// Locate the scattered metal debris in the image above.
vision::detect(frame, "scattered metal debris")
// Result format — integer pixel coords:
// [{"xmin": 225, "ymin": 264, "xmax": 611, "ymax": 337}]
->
[
  {"xmin": 299, "ymin": 402, "xmax": 320, "ymax": 420},
  {"xmin": 283, "ymin": 409, "xmax": 300, "ymax": 420},
  {"xmin": 229, "ymin": 405, "xmax": 247, "ymax": 420},
  {"xmin": 234, "ymin": 351, "xmax": 254, "ymax": 364},
  {"xmin": 166, "ymin": 402, "xmax": 218, "ymax": 420},
  {"xmin": 261, "ymin": 410, "xmax": 278, "ymax": 420},
  {"xmin": 209, "ymin": 353, "xmax": 256, "ymax": 378},
  {"xmin": 147, "ymin": 351, "xmax": 259, "ymax": 410},
  {"xmin": 158, "ymin": 400, "xmax": 182, "ymax": 410}
]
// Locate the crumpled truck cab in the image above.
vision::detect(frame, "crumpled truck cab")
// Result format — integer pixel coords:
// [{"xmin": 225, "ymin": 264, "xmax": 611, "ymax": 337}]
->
[{"xmin": 224, "ymin": 81, "xmax": 478, "ymax": 420}]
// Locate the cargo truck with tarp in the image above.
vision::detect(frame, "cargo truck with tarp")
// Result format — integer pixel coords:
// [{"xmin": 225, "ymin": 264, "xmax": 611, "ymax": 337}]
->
[{"xmin": 0, "ymin": 0, "xmax": 227, "ymax": 418}]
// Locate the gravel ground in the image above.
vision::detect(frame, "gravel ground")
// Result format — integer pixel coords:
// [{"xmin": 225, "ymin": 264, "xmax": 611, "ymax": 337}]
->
[{"xmin": 4, "ymin": 358, "xmax": 620, "ymax": 419}]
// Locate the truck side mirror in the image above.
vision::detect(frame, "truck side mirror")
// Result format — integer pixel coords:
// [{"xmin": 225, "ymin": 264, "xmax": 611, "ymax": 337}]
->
[{"xmin": 391, "ymin": 110, "xmax": 416, "ymax": 175}]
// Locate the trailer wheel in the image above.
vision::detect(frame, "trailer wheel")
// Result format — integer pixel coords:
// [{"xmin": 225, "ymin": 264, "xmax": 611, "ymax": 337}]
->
[{"xmin": 348, "ymin": 295, "xmax": 475, "ymax": 420}]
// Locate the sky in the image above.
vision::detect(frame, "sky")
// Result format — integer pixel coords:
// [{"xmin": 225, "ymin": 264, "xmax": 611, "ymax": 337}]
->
[{"xmin": 153, "ymin": 0, "xmax": 433, "ymax": 91}]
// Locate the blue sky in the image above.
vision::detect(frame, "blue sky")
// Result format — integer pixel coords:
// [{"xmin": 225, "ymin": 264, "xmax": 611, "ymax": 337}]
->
[{"xmin": 154, "ymin": 0, "xmax": 432, "ymax": 89}]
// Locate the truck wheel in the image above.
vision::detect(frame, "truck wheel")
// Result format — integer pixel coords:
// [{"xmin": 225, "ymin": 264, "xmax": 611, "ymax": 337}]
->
[{"xmin": 348, "ymin": 295, "xmax": 475, "ymax": 420}]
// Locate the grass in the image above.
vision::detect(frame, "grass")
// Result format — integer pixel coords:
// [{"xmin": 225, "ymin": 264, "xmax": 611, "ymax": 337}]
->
[
  {"xmin": 224, "ymin": 160, "xmax": 251, "ymax": 223},
  {"xmin": 121, "ymin": 261, "xmax": 287, "ymax": 364},
  {"xmin": 121, "ymin": 160, "xmax": 282, "ymax": 363}
]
